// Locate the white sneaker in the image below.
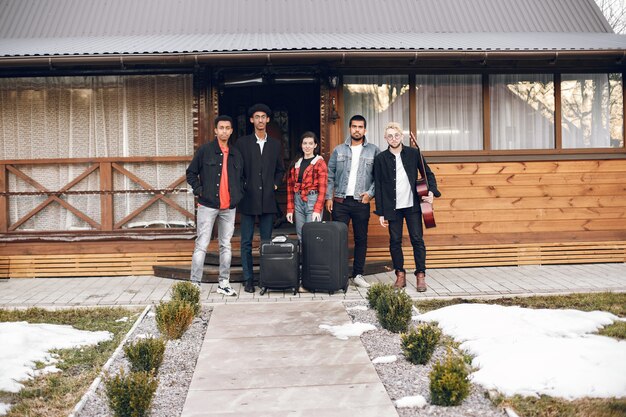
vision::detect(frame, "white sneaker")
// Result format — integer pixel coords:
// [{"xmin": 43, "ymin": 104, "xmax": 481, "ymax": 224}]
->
[
  {"xmin": 217, "ymin": 285, "xmax": 237, "ymax": 296},
  {"xmin": 353, "ymin": 275, "xmax": 371, "ymax": 288}
]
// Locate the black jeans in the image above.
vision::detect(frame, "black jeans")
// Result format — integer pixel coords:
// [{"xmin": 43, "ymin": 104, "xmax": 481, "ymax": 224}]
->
[
  {"xmin": 388, "ymin": 207, "xmax": 425, "ymax": 274},
  {"xmin": 332, "ymin": 197, "xmax": 370, "ymax": 276}
]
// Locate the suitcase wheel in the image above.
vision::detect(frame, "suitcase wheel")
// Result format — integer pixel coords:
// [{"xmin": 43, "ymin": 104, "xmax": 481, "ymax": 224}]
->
[
  {"xmin": 292, "ymin": 288, "xmax": 297, "ymax": 295},
  {"xmin": 343, "ymin": 283, "xmax": 349, "ymax": 293},
  {"xmin": 259, "ymin": 287, "xmax": 267, "ymax": 296}
]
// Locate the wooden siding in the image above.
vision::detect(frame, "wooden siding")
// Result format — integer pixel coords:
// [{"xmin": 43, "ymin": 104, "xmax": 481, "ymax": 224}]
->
[{"xmin": 1, "ymin": 159, "xmax": 625, "ymax": 278}]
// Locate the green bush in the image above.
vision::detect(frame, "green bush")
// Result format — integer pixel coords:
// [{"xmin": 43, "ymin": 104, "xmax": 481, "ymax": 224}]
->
[
  {"xmin": 171, "ymin": 281, "xmax": 201, "ymax": 316},
  {"xmin": 104, "ymin": 369, "xmax": 158, "ymax": 417},
  {"xmin": 366, "ymin": 282, "xmax": 395, "ymax": 309},
  {"xmin": 401, "ymin": 323, "xmax": 441, "ymax": 365},
  {"xmin": 429, "ymin": 350, "xmax": 471, "ymax": 406},
  {"xmin": 124, "ymin": 337, "xmax": 166, "ymax": 374},
  {"xmin": 375, "ymin": 288, "xmax": 413, "ymax": 333},
  {"xmin": 155, "ymin": 300, "xmax": 195, "ymax": 339}
]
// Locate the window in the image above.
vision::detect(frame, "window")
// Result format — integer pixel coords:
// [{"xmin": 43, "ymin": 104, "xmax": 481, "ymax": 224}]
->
[
  {"xmin": 342, "ymin": 75, "xmax": 409, "ymax": 149},
  {"xmin": 490, "ymin": 74, "xmax": 555, "ymax": 150},
  {"xmin": 416, "ymin": 74, "xmax": 483, "ymax": 151},
  {"xmin": 561, "ymin": 73, "xmax": 623, "ymax": 149}
]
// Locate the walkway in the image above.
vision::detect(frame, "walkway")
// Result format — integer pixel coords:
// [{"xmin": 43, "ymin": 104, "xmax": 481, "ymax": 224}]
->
[
  {"xmin": 180, "ymin": 301, "xmax": 397, "ymax": 417},
  {"xmin": 1, "ymin": 263, "xmax": 625, "ymax": 308}
]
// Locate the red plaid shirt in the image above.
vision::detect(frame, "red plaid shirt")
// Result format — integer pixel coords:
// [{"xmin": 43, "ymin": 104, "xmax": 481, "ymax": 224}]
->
[{"xmin": 286, "ymin": 155, "xmax": 328, "ymax": 214}]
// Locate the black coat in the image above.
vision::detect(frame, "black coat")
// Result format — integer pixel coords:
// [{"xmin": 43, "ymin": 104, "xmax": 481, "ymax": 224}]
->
[
  {"xmin": 373, "ymin": 146, "xmax": 440, "ymax": 220},
  {"xmin": 186, "ymin": 139, "xmax": 245, "ymax": 209},
  {"xmin": 234, "ymin": 134, "xmax": 285, "ymax": 215}
]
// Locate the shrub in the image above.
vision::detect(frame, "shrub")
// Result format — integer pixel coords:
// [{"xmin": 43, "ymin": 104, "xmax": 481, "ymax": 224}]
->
[
  {"xmin": 155, "ymin": 300, "xmax": 195, "ymax": 339},
  {"xmin": 429, "ymin": 350, "xmax": 471, "ymax": 406},
  {"xmin": 366, "ymin": 282, "xmax": 395, "ymax": 309},
  {"xmin": 401, "ymin": 323, "xmax": 441, "ymax": 365},
  {"xmin": 171, "ymin": 281, "xmax": 201, "ymax": 316},
  {"xmin": 104, "ymin": 369, "xmax": 158, "ymax": 417},
  {"xmin": 124, "ymin": 337, "xmax": 166, "ymax": 374},
  {"xmin": 375, "ymin": 288, "xmax": 413, "ymax": 333}
]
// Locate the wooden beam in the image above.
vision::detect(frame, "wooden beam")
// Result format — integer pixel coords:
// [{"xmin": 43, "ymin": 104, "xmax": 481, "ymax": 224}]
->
[
  {"xmin": 409, "ymin": 75, "xmax": 417, "ymax": 144},
  {"xmin": 100, "ymin": 162, "xmax": 113, "ymax": 231},
  {"xmin": 482, "ymin": 74, "xmax": 490, "ymax": 151},
  {"xmin": 0, "ymin": 164, "xmax": 7, "ymax": 233},
  {"xmin": 555, "ymin": 73, "xmax": 562, "ymax": 149}
]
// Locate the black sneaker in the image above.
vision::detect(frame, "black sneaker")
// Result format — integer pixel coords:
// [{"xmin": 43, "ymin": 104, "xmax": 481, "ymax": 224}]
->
[
  {"xmin": 244, "ymin": 282, "xmax": 255, "ymax": 293},
  {"xmin": 217, "ymin": 285, "xmax": 237, "ymax": 296}
]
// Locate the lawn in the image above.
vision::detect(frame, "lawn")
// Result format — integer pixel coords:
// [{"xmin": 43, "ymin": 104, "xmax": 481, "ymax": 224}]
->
[
  {"xmin": 0, "ymin": 307, "xmax": 139, "ymax": 417},
  {"xmin": 415, "ymin": 292, "xmax": 626, "ymax": 417}
]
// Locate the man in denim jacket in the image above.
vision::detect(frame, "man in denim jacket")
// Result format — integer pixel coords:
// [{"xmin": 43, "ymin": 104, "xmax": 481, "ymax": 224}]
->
[{"xmin": 325, "ymin": 115, "xmax": 380, "ymax": 288}]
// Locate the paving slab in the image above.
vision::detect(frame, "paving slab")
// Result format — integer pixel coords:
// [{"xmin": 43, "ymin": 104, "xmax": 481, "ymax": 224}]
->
[{"xmin": 181, "ymin": 301, "xmax": 398, "ymax": 417}]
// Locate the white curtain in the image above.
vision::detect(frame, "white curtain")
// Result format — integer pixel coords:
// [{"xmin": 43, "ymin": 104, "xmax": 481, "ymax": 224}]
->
[
  {"xmin": 0, "ymin": 75, "xmax": 194, "ymax": 231},
  {"xmin": 342, "ymin": 75, "xmax": 409, "ymax": 149},
  {"xmin": 416, "ymin": 74, "xmax": 483, "ymax": 150},
  {"xmin": 490, "ymin": 74, "xmax": 555, "ymax": 150},
  {"xmin": 561, "ymin": 73, "xmax": 623, "ymax": 149}
]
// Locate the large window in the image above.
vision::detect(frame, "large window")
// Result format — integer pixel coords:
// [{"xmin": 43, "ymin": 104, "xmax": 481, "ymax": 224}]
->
[
  {"xmin": 416, "ymin": 74, "xmax": 483, "ymax": 151},
  {"xmin": 0, "ymin": 75, "xmax": 194, "ymax": 231},
  {"xmin": 561, "ymin": 73, "xmax": 623, "ymax": 149},
  {"xmin": 490, "ymin": 74, "xmax": 555, "ymax": 150},
  {"xmin": 342, "ymin": 75, "xmax": 409, "ymax": 149}
]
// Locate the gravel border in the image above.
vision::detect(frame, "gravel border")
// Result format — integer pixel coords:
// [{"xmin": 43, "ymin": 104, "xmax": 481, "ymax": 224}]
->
[
  {"xmin": 74, "ymin": 305, "xmax": 210, "ymax": 417},
  {"xmin": 345, "ymin": 301, "xmax": 506, "ymax": 417}
]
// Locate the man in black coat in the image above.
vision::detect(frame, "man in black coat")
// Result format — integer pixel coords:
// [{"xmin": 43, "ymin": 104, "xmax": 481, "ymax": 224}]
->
[
  {"xmin": 234, "ymin": 103, "xmax": 285, "ymax": 293},
  {"xmin": 373, "ymin": 122, "xmax": 440, "ymax": 292}
]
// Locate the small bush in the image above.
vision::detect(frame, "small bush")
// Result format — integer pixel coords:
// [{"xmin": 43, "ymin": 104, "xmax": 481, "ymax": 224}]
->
[
  {"xmin": 429, "ymin": 350, "xmax": 471, "ymax": 406},
  {"xmin": 171, "ymin": 281, "xmax": 201, "ymax": 316},
  {"xmin": 401, "ymin": 323, "xmax": 441, "ymax": 365},
  {"xmin": 366, "ymin": 283, "xmax": 395, "ymax": 309},
  {"xmin": 104, "ymin": 369, "xmax": 158, "ymax": 417},
  {"xmin": 124, "ymin": 337, "xmax": 166, "ymax": 374},
  {"xmin": 155, "ymin": 300, "xmax": 195, "ymax": 339},
  {"xmin": 376, "ymin": 289, "xmax": 413, "ymax": 333}
]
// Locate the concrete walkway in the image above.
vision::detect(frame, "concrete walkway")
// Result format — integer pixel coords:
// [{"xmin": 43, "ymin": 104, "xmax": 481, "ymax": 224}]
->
[
  {"xmin": 181, "ymin": 301, "xmax": 398, "ymax": 417},
  {"xmin": 1, "ymin": 263, "xmax": 625, "ymax": 308}
]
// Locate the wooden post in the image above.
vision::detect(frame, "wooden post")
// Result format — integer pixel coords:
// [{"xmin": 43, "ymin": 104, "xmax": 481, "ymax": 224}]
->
[
  {"xmin": 100, "ymin": 162, "xmax": 113, "ymax": 231},
  {"xmin": 554, "ymin": 73, "xmax": 562, "ymax": 150},
  {"xmin": 482, "ymin": 74, "xmax": 491, "ymax": 151},
  {"xmin": 0, "ymin": 164, "xmax": 7, "ymax": 232}
]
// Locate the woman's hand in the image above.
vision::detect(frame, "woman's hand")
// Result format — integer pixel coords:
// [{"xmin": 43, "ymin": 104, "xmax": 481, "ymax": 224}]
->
[
  {"xmin": 379, "ymin": 216, "xmax": 388, "ymax": 228},
  {"xmin": 421, "ymin": 191, "xmax": 434, "ymax": 204},
  {"xmin": 312, "ymin": 212, "xmax": 321, "ymax": 222},
  {"xmin": 286, "ymin": 213, "xmax": 293, "ymax": 223}
]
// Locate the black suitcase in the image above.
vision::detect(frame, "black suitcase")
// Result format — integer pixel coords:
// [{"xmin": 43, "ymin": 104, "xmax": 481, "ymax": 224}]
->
[
  {"xmin": 259, "ymin": 236, "xmax": 300, "ymax": 295},
  {"xmin": 301, "ymin": 221, "xmax": 349, "ymax": 294}
]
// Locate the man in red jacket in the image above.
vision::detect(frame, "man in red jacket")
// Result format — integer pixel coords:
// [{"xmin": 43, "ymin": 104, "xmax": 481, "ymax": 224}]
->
[{"xmin": 186, "ymin": 115, "xmax": 244, "ymax": 296}]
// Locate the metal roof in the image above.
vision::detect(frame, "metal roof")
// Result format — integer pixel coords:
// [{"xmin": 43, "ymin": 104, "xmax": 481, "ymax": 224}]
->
[{"xmin": 0, "ymin": 0, "xmax": 623, "ymax": 58}]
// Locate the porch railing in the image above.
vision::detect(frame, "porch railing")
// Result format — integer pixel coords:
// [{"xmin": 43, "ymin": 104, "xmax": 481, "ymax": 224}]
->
[{"xmin": 0, "ymin": 156, "xmax": 194, "ymax": 233}]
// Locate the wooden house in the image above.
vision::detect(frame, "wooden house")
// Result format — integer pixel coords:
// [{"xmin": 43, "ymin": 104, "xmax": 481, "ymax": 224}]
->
[{"xmin": 0, "ymin": 0, "xmax": 625, "ymax": 278}]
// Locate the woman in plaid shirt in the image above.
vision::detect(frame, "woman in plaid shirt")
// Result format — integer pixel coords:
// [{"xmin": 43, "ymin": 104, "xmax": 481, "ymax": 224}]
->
[{"xmin": 286, "ymin": 131, "xmax": 328, "ymax": 241}]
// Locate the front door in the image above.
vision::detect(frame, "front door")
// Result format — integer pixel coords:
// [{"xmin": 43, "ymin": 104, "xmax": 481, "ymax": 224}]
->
[{"xmin": 219, "ymin": 81, "xmax": 321, "ymax": 230}]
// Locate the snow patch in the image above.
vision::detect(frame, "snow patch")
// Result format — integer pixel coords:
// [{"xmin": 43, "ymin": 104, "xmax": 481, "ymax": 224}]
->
[
  {"xmin": 396, "ymin": 395, "xmax": 427, "ymax": 408},
  {"xmin": 319, "ymin": 322, "xmax": 376, "ymax": 340},
  {"xmin": 372, "ymin": 355, "xmax": 397, "ymax": 364}
]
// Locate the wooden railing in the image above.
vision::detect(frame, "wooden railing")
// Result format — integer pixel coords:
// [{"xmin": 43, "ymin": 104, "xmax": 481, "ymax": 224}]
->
[{"xmin": 0, "ymin": 156, "xmax": 193, "ymax": 233}]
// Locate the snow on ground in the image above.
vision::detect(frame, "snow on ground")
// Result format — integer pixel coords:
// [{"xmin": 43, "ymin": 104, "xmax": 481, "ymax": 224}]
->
[
  {"xmin": 396, "ymin": 395, "xmax": 427, "ymax": 408},
  {"xmin": 319, "ymin": 322, "xmax": 376, "ymax": 340},
  {"xmin": 418, "ymin": 304, "xmax": 626, "ymax": 399},
  {"xmin": 0, "ymin": 322, "xmax": 112, "ymax": 394}
]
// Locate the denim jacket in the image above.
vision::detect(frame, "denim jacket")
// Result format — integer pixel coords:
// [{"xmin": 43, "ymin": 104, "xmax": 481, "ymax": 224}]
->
[{"xmin": 326, "ymin": 136, "xmax": 380, "ymax": 201}]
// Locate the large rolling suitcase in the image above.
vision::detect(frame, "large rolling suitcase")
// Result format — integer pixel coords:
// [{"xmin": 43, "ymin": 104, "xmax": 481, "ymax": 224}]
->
[
  {"xmin": 301, "ymin": 221, "xmax": 349, "ymax": 294},
  {"xmin": 259, "ymin": 236, "xmax": 299, "ymax": 295}
]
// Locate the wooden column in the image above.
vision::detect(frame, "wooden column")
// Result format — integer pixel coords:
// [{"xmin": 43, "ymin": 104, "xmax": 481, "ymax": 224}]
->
[
  {"xmin": 554, "ymin": 73, "xmax": 562, "ymax": 150},
  {"xmin": 623, "ymin": 72, "xmax": 625, "ymax": 149},
  {"xmin": 100, "ymin": 162, "xmax": 113, "ymax": 231},
  {"xmin": 0, "ymin": 164, "xmax": 7, "ymax": 233},
  {"xmin": 482, "ymin": 74, "xmax": 491, "ymax": 151},
  {"xmin": 409, "ymin": 75, "xmax": 417, "ymax": 145}
]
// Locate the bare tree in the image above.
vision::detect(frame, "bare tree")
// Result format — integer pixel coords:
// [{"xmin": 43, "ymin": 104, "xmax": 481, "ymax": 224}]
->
[{"xmin": 595, "ymin": 0, "xmax": 626, "ymax": 34}]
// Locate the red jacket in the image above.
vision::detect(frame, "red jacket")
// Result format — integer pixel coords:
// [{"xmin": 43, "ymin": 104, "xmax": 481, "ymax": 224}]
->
[{"xmin": 286, "ymin": 155, "xmax": 328, "ymax": 215}]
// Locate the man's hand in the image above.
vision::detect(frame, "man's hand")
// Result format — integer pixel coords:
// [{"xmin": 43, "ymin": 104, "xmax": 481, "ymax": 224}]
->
[
  {"xmin": 421, "ymin": 191, "xmax": 434, "ymax": 204},
  {"xmin": 312, "ymin": 212, "xmax": 321, "ymax": 222},
  {"xmin": 286, "ymin": 213, "xmax": 293, "ymax": 223},
  {"xmin": 325, "ymin": 199, "xmax": 333, "ymax": 213},
  {"xmin": 379, "ymin": 216, "xmax": 388, "ymax": 228},
  {"xmin": 360, "ymin": 192, "xmax": 371, "ymax": 204}
]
